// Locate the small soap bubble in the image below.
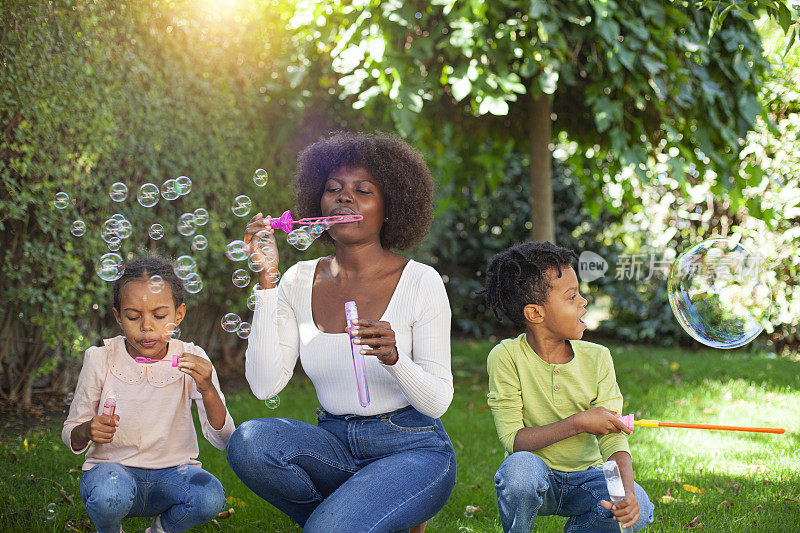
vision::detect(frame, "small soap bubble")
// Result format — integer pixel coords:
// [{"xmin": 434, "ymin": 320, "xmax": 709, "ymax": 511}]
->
[
  {"xmin": 107, "ymin": 240, "xmax": 121, "ymax": 252},
  {"xmin": 53, "ymin": 192, "xmax": 70, "ymax": 209},
  {"xmin": 70, "ymin": 220, "xmax": 86, "ymax": 237},
  {"xmin": 148, "ymin": 275, "xmax": 165, "ymax": 293},
  {"xmin": 667, "ymin": 238, "xmax": 771, "ymax": 349},
  {"xmin": 231, "ymin": 195, "xmax": 252, "ymax": 217},
  {"xmin": 464, "ymin": 505, "xmax": 481, "ymax": 518},
  {"xmin": 95, "ymin": 253, "xmax": 124, "ymax": 282},
  {"xmin": 260, "ymin": 243, "xmax": 277, "ymax": 262},
  {"xmin": 265, "ymin": 266, "xmax": 280, "ymax": 284},
  {"xmin": 177, "ymin": 213, "xmax": 196, "ymax": 236},
  {"xmin": 221, "ymin": 312, "xmax": 241, "ymax": 332},
  {"xmin": 162, "ymin": 322, "xmax": 180, "ymax": 341},
  {"xmin": 176, "ymin": 176, "xmax": 192, "ymax": 195},
  {"xmin": 265, "ymin": 396, "xmax": 280, "ymax": 409},
  {"xmin": 273, "ymin": 306, "xmax": 288, "ymax": 325},
  {"xmin": 184, "ymin": 273, "xmax": 203, "ymax": 294},
  {"xmin": 178, "ymin": 464, "xmax": 188, "ymax": 475},
  {"xmin": 226, "ymin": 240, "xmax": 249, "ymax": 261},
  {"xmin": 101, "ymin": 219, "xmax": 120, "ymax": 243},
  {"xmin": 46, "ymin": 503, "xmax": 56, "ymax": 520},
  {"xmin": 246, "ymin": 293, "xmax": 258, "ymax": 311},
  {"xmin": 288, "ymin": 227, "xmax": 314, "ymax": 251},
  {"xmin": 65, "ymin": 393, "xmax": 74, "ymax": 405},
  {"xmin": 193, "ymin": 207, "xmax": 209, "ymax": 226},
  {"xmin": 253, "ymin": 168, "xmax": 269, "ymax": 187},
  {"xmin": 161, "ymin": 179, "xmax": 180, "ymax": 201},
  {"xmin": 108, "ymin": 471, "xmax": 120, "ymax": 482},
  {"xmin": 236, "ymin": 321, "xmax": 251, "ymax": 339},
  {"xmin": 248, "ymin": 251, "xmax": 266, "ymax": 272},
  {"xmin": 109, "ymin": 182, "xmax": 128, "ymax": 202},
  {"xmin": 174, "ymin": 255, "xmax": 197, "ymax": 280},
  {"xmin": 116, "ymin": 218, "xmax": 132, "ymax": 239},
  {"xmin": 149, "ymin": 223, "xmax": 164, "ymax": 240},
  {"xmin": 308, "ymin": 223, "xmax": 327, "ymax": 237},
  {"xmin": 232, "ymin": 268, "xmax": 250, "ymax": 288},
  {"xmin": 191, "ymin": 234, "xmax": 208, "ymax": 251},
  {"xmin": 137, "ymin": 183, "xmax": 160, "ymax": 207}
]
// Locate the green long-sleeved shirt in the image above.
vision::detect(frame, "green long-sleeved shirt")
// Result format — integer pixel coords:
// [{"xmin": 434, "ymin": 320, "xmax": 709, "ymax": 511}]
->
[{"xmin": 487, "ymin": 333, "xmax": 630, "ymax": 472}]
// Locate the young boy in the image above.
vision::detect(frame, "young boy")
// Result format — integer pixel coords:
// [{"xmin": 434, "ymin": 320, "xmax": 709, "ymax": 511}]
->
[{"xmin": 480, "ymin": 242, "xmax": 654, "ymax": 532}]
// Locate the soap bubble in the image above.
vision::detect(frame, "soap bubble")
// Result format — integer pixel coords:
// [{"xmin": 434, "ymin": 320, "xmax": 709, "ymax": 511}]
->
[
  {"xmin": 265, "ymin": 396, "xmax": 280, "ymax": 409},
  {"xmin": 253, "ymin": 168, "xmax": 268, "ymax": 187},
  {"xmin": 46, "ymin": 503, "xmax": 56, "ymax": 520},
  {"xmin": 177, "ymin": 213, "xmax": 196, "ymax": 236},
  {"xmin": 109, "ymin": 182, "xmax": 128, "ymax": 202},
  {"xmin": 108, "ymin": 471, "xmax": 119, "ymax": 482},
  {"xmin": 308, "ymin": 223, "xmax": 327, "ymax": 238},
  {"xmin": 185, "ymin": 273, "xmax": 203, "ymax": 294},
  {"xmin": 65, "ymin": 392, "xmax": 74, "ymax": 405},
  {"xmin": 248, "ymin": 251, "xmax": 266, "ymax": 272},
  {"xmin": 221, "ymin": 313, "xmax": 241, "ymax": 332},
  {"xmin": 70, "ymin": 220, "xmax": 86, "ymax": 237},
  {"xmin": 236, "ymin": 321, "xmax": 251, "ymax": 339},
  {"xmin": 193, "ymin": 207, "xmax": 209, "ymax": 226},
  {"xmin": 231, "ymin": 195, "xmax": 252, "ymax": 217},
  {"xmin": 107, "ymin": 240, "xmax": 121, "ymax": 252},
  {"xmin": 148, "ymin": 275, "xmax": 165, "ymax": 293},
  {"xmin": 176, "ymin": 176, "xmax": 192, "ymax": 195},
  {"xmin": 260, "ymin": 243, "xmax": 277, "ymax": 262},
  {"xmin": 265, "ymin": 266, "xmax": 280, "ymax": 284},
  {"xmin": 226, "ymin": 240, "xmax": 248, "ymax": 261},
  {"xmin": 116, "ymin": 218, "xmax": 132, "ymax": 240},
  {"xmin": 287, "ymin": 227, "xmax": 314, "ymax": 251},
  {"xmin": 273, "ymin": 306, "xmax": 288, "ymax": 325},
  {"xmin": 149, "ymin": 223, "xmax": 165, "ymax": 240},
  {"xmin": 101, "ymin": 220, "xmax": 119, "ymax": 243},
  {"xmin": 191, "ymin": 234, "xmax": 208, "ymax": 251},
  {"xmin": 178, "ymin": 465, "xmax": 188, "ymax": 475},
  {"xmin": 137, "ymin": 183, "xmax": 160, "ymax": 207},
  {"xmin": 162, "ymin": 322, "xmax": 180, "ymax": 341},
  {"xmin": 232, "ymin": 269, "xmax": 250, "ymax": 288},
  {"xmin": 161, "ymin": 179, "xmax": 180, "ymax": 200},
  {"xmin": 667, "ymin": 238, "xmax": 771, "ymax": 349},
  {"xmin": 174, "ymin": 255, "xmax": 197, "ymax": 280},
  {"xmin": 96, "ymin": 253, "xmax": 124, "ymax": 282},
  {"xmin": 246, "ymin": 293, "xmax": 258, "ymax": 311},
  {"xmin": 53, "ymin": 192, "xmax": 70, "ymax": 209}
]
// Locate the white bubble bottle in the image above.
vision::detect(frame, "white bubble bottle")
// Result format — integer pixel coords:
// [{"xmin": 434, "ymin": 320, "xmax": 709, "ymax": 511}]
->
[{"xmin": 345, "ymin": 301, "xmax": 370, "ymax": 407}]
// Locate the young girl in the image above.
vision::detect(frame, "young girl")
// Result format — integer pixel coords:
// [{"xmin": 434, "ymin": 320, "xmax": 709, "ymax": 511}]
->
[{"xmin": 62, "ymin": 256, "xmax": 234, "ymax": 533}]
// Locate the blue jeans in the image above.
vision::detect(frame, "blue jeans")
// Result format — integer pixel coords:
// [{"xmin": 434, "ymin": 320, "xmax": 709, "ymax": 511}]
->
[
  {"xmin": 79, "ymin": 463, "xmax": 226, "ymax": 533},
  {"xmin": 226, "ymin": 406, "xmax": 457, "ymax": 532},
  {"xmin": 495, "ymin": 452, "xmax": 654, "ymax": 533}
]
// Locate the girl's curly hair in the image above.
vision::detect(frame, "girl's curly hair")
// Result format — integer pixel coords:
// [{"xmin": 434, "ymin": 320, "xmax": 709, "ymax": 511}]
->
[{"xmin": 294, "ymin": 131, "xmax": 434, "ymax": 250}]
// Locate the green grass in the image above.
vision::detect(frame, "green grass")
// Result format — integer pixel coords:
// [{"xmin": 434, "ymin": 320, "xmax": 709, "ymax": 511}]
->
[{"xmin": 2, "ymin": 339, "xmax": 800, "ymax": 532}]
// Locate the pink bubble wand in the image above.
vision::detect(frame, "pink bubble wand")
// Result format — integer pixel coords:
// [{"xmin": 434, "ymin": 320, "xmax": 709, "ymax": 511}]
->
[
  {"xmin": 266, "ymin": 210, "xmax": 363, "ymax": 234},
  {"xmin": 616, "ymin": 413, "xmax": 785, "ymax": 434},
  {"xmin": 134, "ymin": 354, "xmax": 180, "ymax": 367}
]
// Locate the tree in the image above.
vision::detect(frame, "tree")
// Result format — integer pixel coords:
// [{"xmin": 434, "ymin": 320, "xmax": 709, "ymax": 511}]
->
[{"xmin": 291, "ymin": 0, "xmax": 766, "ymax": 242}]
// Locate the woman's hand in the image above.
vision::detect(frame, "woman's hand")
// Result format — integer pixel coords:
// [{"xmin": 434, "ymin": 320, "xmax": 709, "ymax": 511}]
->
[
  {"xmin": 177, "ymin": 353, "xmax": 215, "ymax": 394},
  {"xmin": 351, "ymin": 319, "xmax": 399, "ymax": 365},
  {"xmin": 244, "ymin": 212, "xmax": 280, "ymax": 288}
]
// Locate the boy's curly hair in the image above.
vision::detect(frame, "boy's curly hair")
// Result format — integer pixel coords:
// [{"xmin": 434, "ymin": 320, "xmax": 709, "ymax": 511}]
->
[
  {"xmin": 478, "ymin": 241, "xmax": 578, "ymax": 325},
  {"xmin": 112, "ymin": 255, "xmax": 185, "ymax": 312},
  {"xmin": 293, "ymin": 131, "xmax": 434, "ymax": 250}
]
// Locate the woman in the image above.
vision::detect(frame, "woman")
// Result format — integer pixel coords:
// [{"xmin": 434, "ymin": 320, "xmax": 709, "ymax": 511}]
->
[{"xmin": 226, "ymin": 132, "xmax": 456, "ymax": 532}]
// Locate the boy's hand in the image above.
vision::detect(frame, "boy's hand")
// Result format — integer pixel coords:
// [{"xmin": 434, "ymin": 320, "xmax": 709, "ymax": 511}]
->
[
  {"xmin": 573, "ymin": 407, "xmax": 632, "ymax": 436},
  {"xmin": 601, "ymin": 492, "xmax": 640, "ymax": 529},
  {"xmin": 177, "ymin": 353, "xmax": 214, "ymax": 393},
  {"xmin": 87, "ymin": 414, "xmax": 120, "ymax": 444}
]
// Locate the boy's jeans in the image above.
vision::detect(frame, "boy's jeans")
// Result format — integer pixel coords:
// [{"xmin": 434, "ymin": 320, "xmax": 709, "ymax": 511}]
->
[
  {"xmin": 226, "ymin": 405, "xmax": 457, "ymax": 532},
  {"xmin": 495, "ymin": 452, "xmax": 655, "ymax": 532},
  {"xmin": 79, "ymin": 463, "xmax": 226, "ymax": 533}
]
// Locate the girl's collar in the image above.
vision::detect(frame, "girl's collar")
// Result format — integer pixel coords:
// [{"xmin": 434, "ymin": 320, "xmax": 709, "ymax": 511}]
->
[{"xmin": 106, "ymin": 336, "xmax": 187, "ymax": 387}]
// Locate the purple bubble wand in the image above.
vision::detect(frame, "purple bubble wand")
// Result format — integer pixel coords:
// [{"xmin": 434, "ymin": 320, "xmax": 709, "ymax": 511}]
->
[
  {"xmin": 266, "ymin": 210, "xmax": 363, "ymax": 233},
  {"xmin": 345, "ymin": 301, "xmax": 370, "ymax": 407}
]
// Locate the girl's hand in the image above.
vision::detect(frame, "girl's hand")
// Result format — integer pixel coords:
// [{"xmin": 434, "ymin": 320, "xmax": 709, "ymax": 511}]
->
[
  {"xmin": 87, "ymin": 414, "xmax": 120, "ymax": 444},
  {"xmin": 601, "ymin": 492, "xmax": 640, "ymax": 529},
  {"xmin": 351, "ymin": 319, "xmax": 399, "ymax": 365},
  {"xmin": 244, "ymin": 212, "xmax": 279, "ymax": 287},
  {"xmin": 177, "ymin": 353, "xmax": 214, "ymax": 394}
]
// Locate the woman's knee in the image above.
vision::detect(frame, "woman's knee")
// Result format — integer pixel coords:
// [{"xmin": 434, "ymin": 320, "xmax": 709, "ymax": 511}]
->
[{"xmin": 494, "ymin": 452, "xmax": 549, "ymax": 499}]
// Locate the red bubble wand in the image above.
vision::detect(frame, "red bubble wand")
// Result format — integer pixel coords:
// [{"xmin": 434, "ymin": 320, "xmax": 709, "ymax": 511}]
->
[{"xmin": 616, "ymin": 413, "xmax": 784, "ymax": 434}]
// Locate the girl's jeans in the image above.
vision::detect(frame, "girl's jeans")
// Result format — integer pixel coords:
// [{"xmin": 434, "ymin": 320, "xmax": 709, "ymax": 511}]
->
[
  {"xmin": 495, "ymin": 452, "xmax": 655, "ymax": 532},
  {"xmin": 79, "ymin": 463, "xmax": 226, "ymax": 533},
  {"xmin": 226, "ymin": 406, "xmax": 457, "ymax": 532}
]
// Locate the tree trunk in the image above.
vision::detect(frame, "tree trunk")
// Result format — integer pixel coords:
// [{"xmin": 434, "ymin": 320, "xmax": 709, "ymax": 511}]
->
[{"xmin": 529, "ymin": 94, "xmax": 555, "ymax": 243}]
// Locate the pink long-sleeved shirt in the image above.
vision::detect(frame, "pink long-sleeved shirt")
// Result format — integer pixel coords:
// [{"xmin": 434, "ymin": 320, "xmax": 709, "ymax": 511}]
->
[{"xmin": 62, "ymin": 336, "xmax": 235, "ymax": 471}]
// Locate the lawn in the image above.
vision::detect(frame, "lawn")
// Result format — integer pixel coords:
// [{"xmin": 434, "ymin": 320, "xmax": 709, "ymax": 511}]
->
[{"xmin": 2, "ymin": 338, "xmax": 799, "ymax": 532}]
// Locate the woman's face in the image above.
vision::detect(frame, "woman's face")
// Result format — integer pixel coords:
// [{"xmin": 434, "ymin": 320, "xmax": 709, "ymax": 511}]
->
[{"xmin": 320, "ymin": 166, "xmax": 385, "ymax": 246}]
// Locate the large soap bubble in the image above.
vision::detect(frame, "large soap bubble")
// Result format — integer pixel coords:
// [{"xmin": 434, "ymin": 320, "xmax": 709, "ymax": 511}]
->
[
  {"xmin": 231, "ymin": 195, "xmax": 252, "ymax": 217},
  {"xmin": 667, "ymin": 238, "xmax": 771, "ymax": 349},
  {"xmin": 137, "ymin": 183, "xmax": 159, "ymax": 208}
]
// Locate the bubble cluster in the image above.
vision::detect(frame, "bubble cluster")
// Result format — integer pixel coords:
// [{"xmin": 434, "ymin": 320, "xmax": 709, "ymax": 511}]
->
[
  {"xmin": 138, "ymin": 183, "xmax": 160, "ymax": 208},
  {"xmin": 161, "ymin": 179, "xmax": 180, "ymax": 201},
  {"xmin": 174, "ymin": 255, "xmax": 197, "ymax": 280},
  {"xmin": 192, "ymin": 234, "xmax": 208, "ymax": 251},
  {"xmin": 253, "ymin": 168, "xmax": 269, "ymax": 187},
  {"xmin": 221, "ymin": 312, "xmax": 241, "ymax": 332},
  {"xmin": 226, "ymin": 240, "xmax": 249, "ymax": 261},
  {"xmin": 149, "ymin": 223, "xmax": 165, "ymax": 240},
  {"xmin": 109, "ymin": 182, "xmax": 128, "ymax": 202},
  {"xmin": 265, "ymin": 396, "xmax": 280, "ymax": 409},
  {"xmin": 287, "ymin": 227, "xmax": 315, "ymax": 251},
  {"xmin": 96, "ymin": 253, "xmax": 124, "ymax": 282},
  {"xmin": 71, "ymin": 220, "xmax": 86, "ymax": 237},
  {"xmin": 232, "ymin": 269, "xmax": 250, "ymax": 288},
  {"xmin": 53, "ymin": 192, "xmax": 70, "ymax": 209},
  {"xmin": 236, "ymin": 321, "xmax": 251, "ymax": 339},
  {"xmin": 667, "ymin": 238, "xmax": 771, "ymax": 349},
  {"xmin": 231, "ymin": 195, "xmax": 252, "ymax": 217},
  {"xmin": 177, "ymin": 213, "xmax": 196, "ymax": 236},
  {"xmin": 193, "ymin": 207, "xmax": 209, "ymax": 226}
]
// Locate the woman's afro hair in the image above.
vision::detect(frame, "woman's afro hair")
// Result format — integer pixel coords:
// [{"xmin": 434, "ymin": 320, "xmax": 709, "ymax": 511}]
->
[
  {"xmin": 477, "ymin": 241, "xmax": 578, "ymax": 325},
  {"xmin": 293, "ymin": 131, "xmax": 434, "ymax": 250}
]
